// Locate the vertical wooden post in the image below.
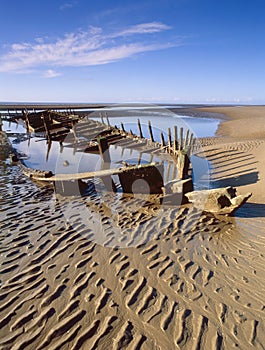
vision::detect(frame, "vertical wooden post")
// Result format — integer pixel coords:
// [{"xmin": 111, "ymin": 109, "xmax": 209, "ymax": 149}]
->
[
  {"xmin": 160, "ymin": 132, "xmax": 166, "ymax": 147},
  {"xmin": 48, "ymin": 110, "xmax": 52, "ymax": 124},
  {"xmin": 167, "ymin": 128, "xmax": 172, "ymax": 152},
  {"xmin": 188, "ymin": 133, "xmax": 194, "ymax": 157},
  {"xmin": 177, "ymin": 151, "xmax": 190, "ymax": 180},
  {"xmin": 25, "ymin": 110, "xmax": 30, "ymax": 132},
  {"xmin": 184, "ymin": 129, "xmax": 190, "ymax": 151},
  {"xmin": 105, "ymin": 113, "xmax": 111, "ymax": 127},
  {"xmin": 138, "ymin": 118, "xmax": 143, "ymax": 138},
  {"xmin": 0, "ymin": 113, "xmax": 2, "ymax": 131},
  {"xmin": 179, "ymin": 127, "xmax": 184, "ymax": 151},
  {"xmin": 121, "ymin": 122, "xmax": 125, "ymax": 133},
  {"xmin": 189, "ymin": 137, "xmax": 196, "ymax": 156},
  {"xmin": 100, "ymin": 112, "xmax": 104, "ymax": 124},
  {"xmin": 148, "ymin": 120, "xmax": 155, "ymax": 142},
  {"xmin": 173, "ymin": 126, "xmax": 178, "ymax": 153}
]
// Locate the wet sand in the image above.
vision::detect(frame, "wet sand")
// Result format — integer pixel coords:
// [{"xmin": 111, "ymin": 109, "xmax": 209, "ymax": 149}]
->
[{"xmin": 1, "ymin": 106, "xmax": 265, "ymax": 349}]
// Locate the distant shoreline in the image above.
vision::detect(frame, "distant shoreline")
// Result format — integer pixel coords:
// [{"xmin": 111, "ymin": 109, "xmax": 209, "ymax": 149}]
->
[{"xmin": 1, "ymin": 102, "xmax": 264, "ymax": 111}]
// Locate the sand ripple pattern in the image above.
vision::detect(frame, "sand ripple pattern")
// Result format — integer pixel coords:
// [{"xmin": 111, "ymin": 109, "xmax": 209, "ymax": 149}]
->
[{"xmin": 1, "ymin": 162, "xmax": 265, "ymax": 349}]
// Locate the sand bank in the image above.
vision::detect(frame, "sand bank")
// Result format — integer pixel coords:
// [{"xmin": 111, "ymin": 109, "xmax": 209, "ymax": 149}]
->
[
  {"xmin": 196, "ymin": 106, "xmax": 265, "ymax": 205},
  {"xmin": 0, "ymin": 106, "xmax": 265, "ymax": 349}
]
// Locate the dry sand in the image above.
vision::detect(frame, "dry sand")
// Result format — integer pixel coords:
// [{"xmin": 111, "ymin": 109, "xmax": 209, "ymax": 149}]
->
[{"xmin": 1, "ymin": 106, "xmax": 265, "ymax": 349}]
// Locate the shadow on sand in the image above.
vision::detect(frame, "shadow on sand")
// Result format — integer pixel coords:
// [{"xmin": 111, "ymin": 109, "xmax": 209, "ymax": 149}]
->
[{"xmin": 235, "ymin": 202, "xmax": 265, "ymax": 218}]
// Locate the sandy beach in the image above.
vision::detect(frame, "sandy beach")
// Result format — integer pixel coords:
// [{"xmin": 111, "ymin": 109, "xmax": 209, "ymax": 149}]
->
[{"xmin": 1, "ymin": 106, "xmax": 265, "ymax": 349}]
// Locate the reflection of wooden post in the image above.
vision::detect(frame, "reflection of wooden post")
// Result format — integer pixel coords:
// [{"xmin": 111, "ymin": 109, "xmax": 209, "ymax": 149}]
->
[
  {"xmin": 148, "ymin": 120, "xmax": 154, "ymax": 142},
  {"xmin": 105, "ymin": 113, "xmax": 111, "ymax": 127},
  {"xmin": 42, "ymin": 114, "xmax": 51, "ymax": 140},
  {"xmin": 138, "ymin": 119, "xmax": 143, "ymax": 138},
  {"xmin": 46, "ymin": 140, "xmax": 52, "ymax": 162},
  {"xmin": 98, "ymin": 137, "xmax": 110, "ymax": 163},
  {"xmin": 166, "ymin": 162, "xmax": 171, "ymax": 182},
  {"xmin": 98, "ymin": 136, "xmax": 116, "ymax": 192},
  {"xmin": 172, "ymin": 164, "xmax": 177, "ymax": 179},
  {"xmin": 71, "ymin": 120, "xmax": 78, "ymax": 142},
  {"xmin": 138, "ymin": 152, "xmax": 142, "ymax": 165}
]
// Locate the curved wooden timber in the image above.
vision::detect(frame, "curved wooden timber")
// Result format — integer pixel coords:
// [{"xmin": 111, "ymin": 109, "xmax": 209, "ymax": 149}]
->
[{"xmin": 22, "ymin": 162, "xmax": 160, "ymax": 182}]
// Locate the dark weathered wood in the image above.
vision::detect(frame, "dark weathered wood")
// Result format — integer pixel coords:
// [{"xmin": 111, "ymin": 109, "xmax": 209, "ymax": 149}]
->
[
  {"xmin": 148, "ymin": 120, "xmax": 155, "ymax": 142},
  {"xmin": 173, "ymin": 126, "xmax": 178, "ymax": 152},
  {"xmin": 184, "ymin": 129, "xmax": 190, "ymax": 150},
  {"xmin": 98, "ymin": 137, "xmax": 110, "ymax": 163},
  {"xmin": 177, "ymin": 151, "xmax": 190, "ymax": 180},
  {"xmin": 138, "ymin": 118, "xmax": 143, "ymax": 138},
  {"xmin": 121, "ymin": 122, "xmax": 125, "ymax": 132},
  {"xmin": 25, "ymin": 110, "xmax": 30, "ymax": 132},
  {"xmin": 179, "ymin": 127, "xmax": 183, "ymax": 151},
  {"xmin": 42, "ymin": 114, "xmax": 50, "ymax": 139},
  {"xmin": 118, "ymin": 163, "xmax": 164, "ymax": 194},
  {"xmin": 105, "ymin": 113, "xmax": 111, "ymax": 127},
  {"xmin": 22, "ymin": 162, "xmax": 159, "ymax": 182},
  {"xmin": 160, "ymin": 132, "xmax": 166, "ymax": 147},
  {"xmin": 188, "ymin": 133, "xmax": 194, "ymax": 157},
  {"xmin": 167, "ymin": 128, "xmax": 172, "ymax": 150}
]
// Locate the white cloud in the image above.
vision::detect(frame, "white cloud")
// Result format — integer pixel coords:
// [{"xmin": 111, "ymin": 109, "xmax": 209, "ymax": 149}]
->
[
  {"xmin": 43, "ymin": 69, "xmax": 61, "ymax": 78},
  {"xmin": 112, "ymin": 22, "xmax": 172, "ymax": 37},
  {"xmin": 0, "ymin": 22, "xmax": 178, "ymax": 74},
  {"xmin": 60, "ymin": 1, "xmax": 78, "ymax": 11}
]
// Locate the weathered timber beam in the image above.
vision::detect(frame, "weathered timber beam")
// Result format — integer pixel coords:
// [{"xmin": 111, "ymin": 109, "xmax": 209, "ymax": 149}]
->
[{"xmin": 23, "ymin": 162, "xmax": 159, "ymax": 182}]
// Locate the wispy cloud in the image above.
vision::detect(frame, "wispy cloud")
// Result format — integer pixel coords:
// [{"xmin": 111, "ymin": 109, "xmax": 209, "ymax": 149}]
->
[
  {"xmin": 60, "ymin": 1, "xmax": 78, "ymax": 11},
  {"xmin": 113, "ymin": 22, "xmax": 172, "ymax": 37},
  {"xmin": 0, "ymin": 22, "xmax": 179, "ymax": 74},
  {"xmin": 43, "ymin": 69, "xmax": 61, "ymax": 78}
]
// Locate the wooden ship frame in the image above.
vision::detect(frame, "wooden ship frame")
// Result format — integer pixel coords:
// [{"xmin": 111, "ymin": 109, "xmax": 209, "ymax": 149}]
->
[{"xmin": 1, "ymin": 108, "xmax": 252, "ymax": 215}]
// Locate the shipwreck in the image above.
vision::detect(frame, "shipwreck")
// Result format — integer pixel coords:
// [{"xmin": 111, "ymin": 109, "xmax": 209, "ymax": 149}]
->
[{"xmin": 1, "ymin": 108, "xmax": 252, "ymax": 216}]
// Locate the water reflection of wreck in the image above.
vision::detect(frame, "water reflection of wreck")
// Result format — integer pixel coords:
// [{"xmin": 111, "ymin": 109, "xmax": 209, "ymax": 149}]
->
[{"xmin": 16, "ymin": 109, "xmax": 195, "ymax": 203}]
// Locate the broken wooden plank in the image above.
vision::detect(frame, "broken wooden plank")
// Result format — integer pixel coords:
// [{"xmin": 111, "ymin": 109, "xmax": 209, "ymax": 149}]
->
[{"xmin": 22, "ymin": 162, "xmax": 160, "ymax": 182}]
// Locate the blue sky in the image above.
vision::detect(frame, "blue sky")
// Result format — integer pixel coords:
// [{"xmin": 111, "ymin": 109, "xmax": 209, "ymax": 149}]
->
[{"xmin": 1, "ymin": 0, "xmax": 265, "ymax": 104}]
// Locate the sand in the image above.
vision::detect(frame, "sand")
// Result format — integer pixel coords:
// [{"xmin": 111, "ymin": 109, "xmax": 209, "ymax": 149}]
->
[{"xmin": 1, "ymin": 106, "xmax": 265, "ymax": 349}]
